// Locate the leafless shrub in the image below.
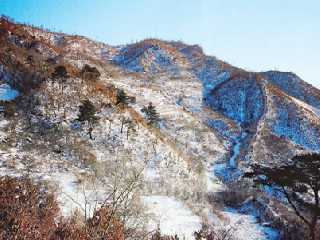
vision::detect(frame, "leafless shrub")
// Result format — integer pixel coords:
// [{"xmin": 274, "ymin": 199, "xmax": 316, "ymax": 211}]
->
[
  {"xmin": 0, "ymin": 176, "xmax": 126, "ymax": 240},
  {"xmin": 54, "ymin": 206, "xmax": 125, "ymax": 240},
  {"xmin": 194, "ymin": 224, "xmax": 235, "ymax": 240},
  {"xmin": 0, "ymin": 176, "xmax": 59, "ymax": 239}
]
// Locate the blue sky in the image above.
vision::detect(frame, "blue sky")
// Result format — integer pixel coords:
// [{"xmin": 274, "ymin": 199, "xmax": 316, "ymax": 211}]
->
[{"xmin": 1, "ymin": 0, "xmax": 319, "ymax": 87}]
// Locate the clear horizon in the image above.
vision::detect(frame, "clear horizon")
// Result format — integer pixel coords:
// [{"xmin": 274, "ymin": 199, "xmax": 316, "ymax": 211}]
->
[{"xmin": 1, "ymin": 0, "xmax": 319, "ymax": 88}]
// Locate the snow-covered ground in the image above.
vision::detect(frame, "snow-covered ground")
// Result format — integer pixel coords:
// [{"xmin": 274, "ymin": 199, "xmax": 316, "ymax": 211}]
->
[
  {"xmin": 209, "ymin": 127, "xmax": 279, "ymax": 240},
  {"xmin": 104, "ymin": 73, "xmax": 281, "ymax": 240},
  {"xmin": 208, "ymin": 177, "xmax": 280, "ymax": 240},
  {"xmin": 0, "ymin": 73, "xmax": 281, "ymax": 240},
  {"xmin": 221, "ymin": 207, "xmax": 279, "ymax": 240},
  {"xmin": 143, "ymin": 196, "xmax": 202, "ymax": 239},
  {"xmin": 46, "ymin": 172, "xmax": 105, "ymax": 217},
  {"xmin": 290, "ymin": 95, "xmax": 320, "ymax": 118},
  {"xmin": 314, "ymin": 107, "xmax": 320, "ymax": 118},
  {"xmin": 211, "ymin": 130, "xmax": 246, "ymax": 183},
  {"xmin": 0, "ymin": 119, "xmax": 9, "ymax": 141}
]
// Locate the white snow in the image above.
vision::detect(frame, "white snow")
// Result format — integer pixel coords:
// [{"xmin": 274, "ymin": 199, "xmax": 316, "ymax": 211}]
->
[
  {"xmin": 313, "ymin": 107, "xmax": 320, "ymax": 117},
  {"xmin": 49, "ymin": 173, "xmax": 85, "ymax": 216},
  {"xmin": 43, "ymin": 172, "xmax": 108, "ymax": 218},
  {"xmin": 229, "ymin": 131, "xmax": 247, "ymax": 168},
  {"xmin": 210, "ymin": 131, "xmax": 246, "ymax": 183},
  {"xmin": 144, "ymin": 168, "xmax": 160, "ymax": 181},
  {"xmin": 0, "ymin": 119, "xmax": 10, "ymax": 142},
  {"xmin": 143, "ymin": 196, "xmax": 202, "ymax": 239},
  {"xmin": 0, "ymin": 119, "xmax": 9, "ymax": 128},
  {"xmin": 221, "ymin": 207, "xmax": 279, "ymax": 240},
  {"xmin": 290, "ymin": 95, "xmax": 320, "ymax": 118},
  {"xmin": 0, "ymin": 84, "xmax": 19, "ymax": 101}
]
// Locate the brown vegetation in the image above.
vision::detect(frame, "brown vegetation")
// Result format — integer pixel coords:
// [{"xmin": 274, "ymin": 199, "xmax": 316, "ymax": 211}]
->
[
  {"xmin": 81, "ymin": 64, "xmax": 101, "ymax": 81},
  {"xmin": 0, "ymin": 176, "xmax": 125, "ymax": 240},
  {"xmin": 0, "ymin": 176, "xmax": 59, "ymax": 239}
]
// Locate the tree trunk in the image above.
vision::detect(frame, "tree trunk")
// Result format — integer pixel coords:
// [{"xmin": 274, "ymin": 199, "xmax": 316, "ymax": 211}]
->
[
  {"xmin": 310, "ymin": 227, "xmax": 315, "ymax": 240},
  {"xmin": 311, "ymin": 189, "xmax": 320, "ymax": 240},
  {"xmin": 121, "ymin": 119, "xmax": 124, "ymax": 133},
  {"xmin": 315, "ymin": 189, "xmax": 319, "ymax": 207},
  {"xmin": 310, "ymin": 217, "xmax": 318, "ymax": 240},
  {"xmin": 89, "ymin": 127, "xmax": 93, "ymax": 140}
]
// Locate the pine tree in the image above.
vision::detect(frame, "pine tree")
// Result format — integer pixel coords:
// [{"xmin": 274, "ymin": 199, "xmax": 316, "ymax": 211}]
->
[
  {"xmin": 245, "ymin": 153, "xmax": 320, "ymax": 240},
  {"xmin": 77, "ymin": 99, "xmax": 98, "ymax": 139},
  {"xmin": 81, "ymin": 64, "xmax": 100, "ymax": 81},
  {"xmin": 141, "ymin": 102, "xmax": 160, "ymax": 127},
  {"xmin": 126, "ymin": 119, "xmax": 136, "ymax": 140},
  {"xmin": 51, "ymin": 65, "xmax": 69, "ymax": 94},
  {"xmin": 52, "ymin": 65, "xmax": 68, "ymax": 79},
  {"xmin": 116, "ymin": 89, "xmax": 129, "ymax": 106}
]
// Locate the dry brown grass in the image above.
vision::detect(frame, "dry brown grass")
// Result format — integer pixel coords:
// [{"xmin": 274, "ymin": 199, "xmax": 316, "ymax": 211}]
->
[
  {"xmin": 0, "ymin": 176, "xmax": 125, "ymax": 240},
  {"xmin": 0, "ymin": 176, "xmax": 59, "ymax": 239}
]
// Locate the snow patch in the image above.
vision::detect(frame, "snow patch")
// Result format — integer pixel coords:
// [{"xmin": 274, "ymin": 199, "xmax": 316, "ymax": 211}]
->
[
  {"xmin": 291, "ymin": 95, "xmax": 320, "ymax": 118},
  {"xmin": 222, "ymin": 206, "xmax": 279, "ymax": 240},
  {"xmin": 47, "ymin": 172, "xmax": 106, "ymax": 217}
]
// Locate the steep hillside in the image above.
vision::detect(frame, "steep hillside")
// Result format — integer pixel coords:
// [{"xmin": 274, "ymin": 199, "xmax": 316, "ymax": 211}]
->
[
  {"xmin": 112, "ymin": 39, "xmax": 189, "ymax": 76},
  {"xmin": 0, "ymin": 17, "xmax": 319, "ymax": 239},
  {"xmin": 262, "ymin": 71, "xmax": 320, "ymax": 109},
  {"xmin": 110, "ymin": 35, "xmax": 320, "ymax": 154},
  {"xmin": 206, "ymin": 75, "xmax": 265, "ymax": 126}
]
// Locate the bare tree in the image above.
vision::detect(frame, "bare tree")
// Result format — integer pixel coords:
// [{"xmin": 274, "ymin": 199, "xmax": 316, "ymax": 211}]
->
[{"xmin": 63, "ymin": 148, "xmax": 149, "ymax": 240}]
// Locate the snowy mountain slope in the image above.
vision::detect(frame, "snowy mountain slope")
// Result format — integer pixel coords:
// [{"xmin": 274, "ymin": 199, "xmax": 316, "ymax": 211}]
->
[
  {"xmin": 108, "ymin": 36, "xmax": 320, "ymax": 156},
  {"xmin": 112, "ymin": 39, "xmax": 189, "ymax": 76},
  {"xmin": 205, "ymin": 75, "xmax": 265, "ymax": 125},
  {"xmin": 0, "ymin": 18, "xmax": 225, "ymax": 239},
  {"xmin": 264, "ymin": 84, "xmax": 320, "ymax": 152},
  {"xmin": 0, "ymin": 17, "xmax": 319, "ymax": 239},
  {"xmin": 262, "ymin": 71, "xmax": 320, "ymax": 109}
]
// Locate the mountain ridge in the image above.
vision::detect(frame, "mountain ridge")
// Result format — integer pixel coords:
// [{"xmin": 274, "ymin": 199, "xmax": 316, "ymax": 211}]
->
[{"xmin": 0, "ymin": 16, "xmax": 319, "ymax": 239}]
